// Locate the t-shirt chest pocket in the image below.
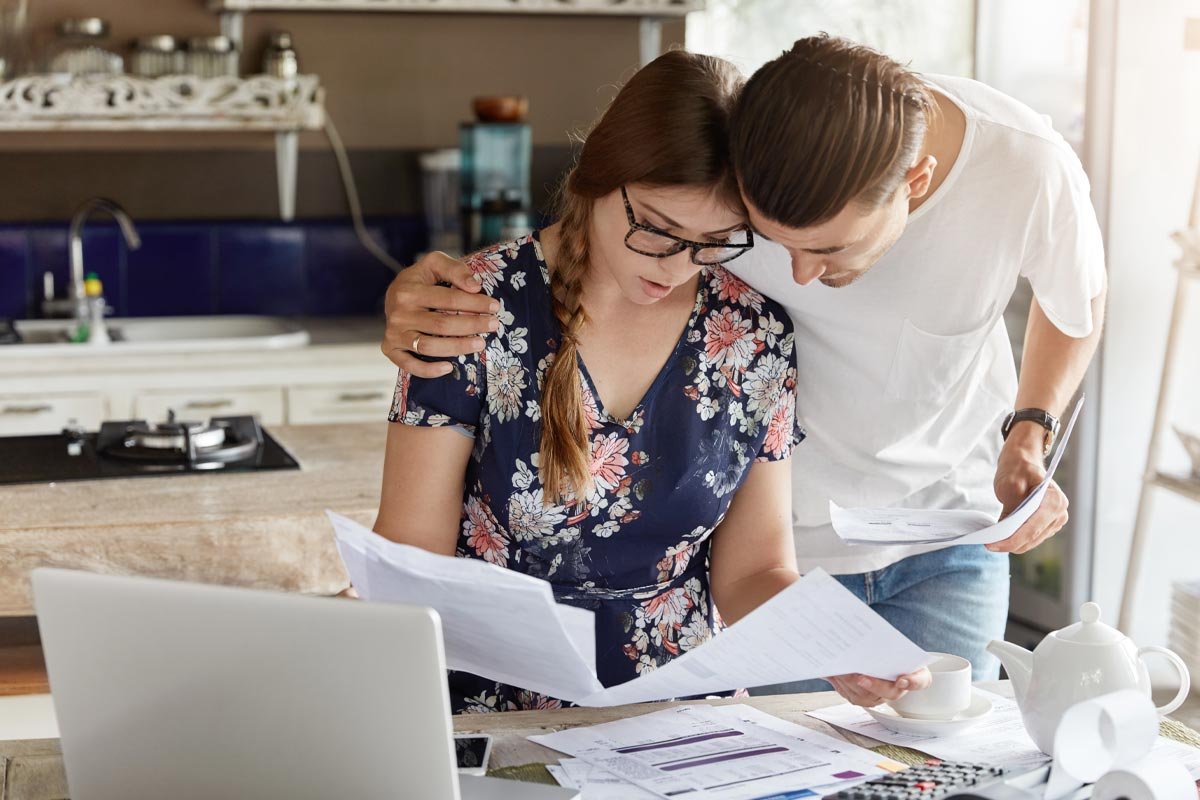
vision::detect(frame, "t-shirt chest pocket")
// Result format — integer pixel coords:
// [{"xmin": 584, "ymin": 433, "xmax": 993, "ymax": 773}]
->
[{"xmin": 883, "ymin": 317, "xmax": 998, "ymax": 405}]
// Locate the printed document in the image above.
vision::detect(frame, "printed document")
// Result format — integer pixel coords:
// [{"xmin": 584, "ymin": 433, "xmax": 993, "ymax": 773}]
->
[
  {"xmin": 831, "ymin": 395, "xmax": 1085, "ymax": 546},
  {"xmin": 532, "ymin": 704, "xmax": 905, "ymax": 799},
  {"xmin": 330, "ymin": 513, "xmax": 931, "ymax": 706},
  {"xmin": 807, "ymin": 690, "xmax": 1200, "ymax": 779},
  {"xmin": 807, "ymin": 690, "xmax": 1050, "ymax": 770}
]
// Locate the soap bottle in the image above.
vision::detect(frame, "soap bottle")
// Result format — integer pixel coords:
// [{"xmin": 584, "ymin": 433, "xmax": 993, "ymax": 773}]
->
[{"xmin": 85, "ymin": 272, "xmax": 110, "ymax": 345}]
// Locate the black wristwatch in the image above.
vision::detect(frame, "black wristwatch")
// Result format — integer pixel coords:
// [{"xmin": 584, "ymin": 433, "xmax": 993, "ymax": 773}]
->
[{"xmin": 1001, "ymin": 408, "xmax": 1061, "ymax": 457}]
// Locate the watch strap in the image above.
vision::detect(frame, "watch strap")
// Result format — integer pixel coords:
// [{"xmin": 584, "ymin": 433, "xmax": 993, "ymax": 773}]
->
[{"xmin": 1002, "ymin": 408, "xmax": 1061, "ymax": 455}]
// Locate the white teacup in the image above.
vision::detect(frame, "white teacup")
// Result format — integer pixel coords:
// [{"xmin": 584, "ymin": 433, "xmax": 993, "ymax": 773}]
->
[{"xmin": 886, "ymin": 652, "xmax": 972, "ymax": 720}]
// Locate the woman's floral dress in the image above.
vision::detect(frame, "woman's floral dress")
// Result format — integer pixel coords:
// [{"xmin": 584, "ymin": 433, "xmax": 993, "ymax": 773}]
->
[{"xmin": 389, "ymin": 233, "xmax": 803, "ymax": 714}]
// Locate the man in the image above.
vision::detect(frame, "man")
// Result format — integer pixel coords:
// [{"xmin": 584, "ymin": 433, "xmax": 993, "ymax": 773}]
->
[{"xmin": 378, "ymin": 35, "xmax": 1106, "ymax": 707}]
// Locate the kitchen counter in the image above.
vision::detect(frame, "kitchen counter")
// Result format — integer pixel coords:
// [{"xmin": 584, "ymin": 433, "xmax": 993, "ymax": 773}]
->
[{"xmin": 0, "ymin": 422, "xmax": 388, "ymax": 616}]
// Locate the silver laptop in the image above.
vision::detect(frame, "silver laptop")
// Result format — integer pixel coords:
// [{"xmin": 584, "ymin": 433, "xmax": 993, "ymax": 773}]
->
[{"xmin": 32, "ymin": 568, "xmax": 577, "ymax": 800}]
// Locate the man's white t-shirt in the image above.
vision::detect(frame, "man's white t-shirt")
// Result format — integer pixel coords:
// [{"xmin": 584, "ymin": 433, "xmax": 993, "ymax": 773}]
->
[{"xmin": 727, "ymin": 74, "xmax": 1107, "ymax": 575}]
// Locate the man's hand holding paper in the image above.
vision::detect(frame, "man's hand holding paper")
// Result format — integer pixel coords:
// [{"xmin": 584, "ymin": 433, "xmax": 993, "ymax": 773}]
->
[{"xmin": 830, "ymin": 396, "xmax": 1084, "ymax": 550}]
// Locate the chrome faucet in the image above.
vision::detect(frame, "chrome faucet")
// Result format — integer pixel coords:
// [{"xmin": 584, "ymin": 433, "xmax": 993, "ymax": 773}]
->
[{"xmin": 42, "ymin": 197, "xmax": 141, "ymax": 320}]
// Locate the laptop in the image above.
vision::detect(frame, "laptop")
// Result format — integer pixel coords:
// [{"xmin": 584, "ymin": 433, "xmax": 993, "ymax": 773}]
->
[{"xmin": 32, "ymin": 568, "xmax": 577, "ymax": 800}]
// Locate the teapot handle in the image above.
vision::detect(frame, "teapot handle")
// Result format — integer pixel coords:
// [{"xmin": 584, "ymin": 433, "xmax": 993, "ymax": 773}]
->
[{"xmin": 1137, "ymin": 646, "xmax": 1191, "ymax": 716}]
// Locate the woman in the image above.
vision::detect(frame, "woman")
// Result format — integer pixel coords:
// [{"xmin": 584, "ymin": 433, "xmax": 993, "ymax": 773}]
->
[{"xmin": 376, "ymin": 51, "xmax": 916, "ymax": 713}]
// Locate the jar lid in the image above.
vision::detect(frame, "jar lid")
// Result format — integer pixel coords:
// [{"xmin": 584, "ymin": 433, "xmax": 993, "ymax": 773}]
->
[
  {"xmin": 187, "ymin": 35, "xmax": 236, "ymax": 54},
  {"xmin": 266, "ymin": 30, "xmax": 294, "ymax": 50},
  {"xmin": 133, "ymin": 35, "xmax": 178, "ymax": 53},
  {"xmin": 58, "ymin": 18, "xmax": 109, "ymax": 39}
]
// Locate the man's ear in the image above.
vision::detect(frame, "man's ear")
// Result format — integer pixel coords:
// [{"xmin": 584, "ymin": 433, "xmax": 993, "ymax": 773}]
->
[{"xmin": 905, "ymin": 155, "xmax": 938, "ymax": 200}]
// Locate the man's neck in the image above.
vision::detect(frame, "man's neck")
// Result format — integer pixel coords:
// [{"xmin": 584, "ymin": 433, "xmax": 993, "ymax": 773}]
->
[{"xmin": 910, "ymin": 90, "xmax": 967, "ymax": 213}]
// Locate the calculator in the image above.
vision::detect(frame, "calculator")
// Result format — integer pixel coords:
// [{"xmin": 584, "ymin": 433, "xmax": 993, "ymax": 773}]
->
[{"xmin": 825, "ymin": 760, "xmax": 1055, "ymax": 800}]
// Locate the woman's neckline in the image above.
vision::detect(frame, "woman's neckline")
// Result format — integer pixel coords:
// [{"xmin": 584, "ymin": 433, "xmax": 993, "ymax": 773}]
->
[{"xmin": 533, "ymin": 224, "xmax": 708, "ymax": 427}]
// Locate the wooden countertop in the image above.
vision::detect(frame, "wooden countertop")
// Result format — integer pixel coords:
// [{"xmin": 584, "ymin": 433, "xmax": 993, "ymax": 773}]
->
[{"xmin": 0, "ymin": 422, "xmax": 387, "ymax": 616}]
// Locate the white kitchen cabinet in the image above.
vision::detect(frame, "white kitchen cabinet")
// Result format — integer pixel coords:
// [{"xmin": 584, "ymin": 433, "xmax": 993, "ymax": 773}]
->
[
  {"xmin": 287, "ymin": 382, "xmax": 394, "ymax": 424},
  {"xmin": 132, "ymin": 387, "xmax": 286, "ymax": 426},
  {"xmin": 0, "ymin": 392, "xmax": 109, "ymax": 435},
  {"xmin": 0, "ymin": 325, "xmax": 394, "ymax": 434}
]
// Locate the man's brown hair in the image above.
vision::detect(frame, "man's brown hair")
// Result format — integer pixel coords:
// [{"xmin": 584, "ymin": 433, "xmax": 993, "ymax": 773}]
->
[{"xmin": 730, "ymin": 34, "xmax": 935, "ymax": 227}]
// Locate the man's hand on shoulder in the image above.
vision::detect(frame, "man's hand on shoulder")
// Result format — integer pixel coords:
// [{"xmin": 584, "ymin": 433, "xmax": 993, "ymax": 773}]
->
[{"xmin": 382, "ymin": 252, "xmax": 501, "ymax": 378}]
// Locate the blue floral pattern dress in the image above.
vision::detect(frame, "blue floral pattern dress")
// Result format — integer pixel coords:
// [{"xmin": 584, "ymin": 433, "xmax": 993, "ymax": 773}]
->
[{"xmin": 389, "ymin": 233, "xmax": 803, "ymax": 713}]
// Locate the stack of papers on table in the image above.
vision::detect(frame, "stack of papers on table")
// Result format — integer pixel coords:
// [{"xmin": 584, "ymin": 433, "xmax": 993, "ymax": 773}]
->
[
  {"xmin": 831, "ymin": 396, "xmax": 1084, "ymax": 547},
  {"xmin": 535, "ymin": 704, "xmax": 907, "ymax": 799},
  {"xmin": 808, "ymin": 690, "xmax": 1049, "ymax": 770},
  {"xmin": 329, "ymin": 512, "xmax": 932, "ymax": 706},
  {"xmin": 806, "ymin": 691, "xmax": 1200, "ymax": 779}
]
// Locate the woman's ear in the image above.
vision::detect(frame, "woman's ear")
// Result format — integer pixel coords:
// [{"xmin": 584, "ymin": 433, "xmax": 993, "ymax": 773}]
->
[{"xmin": 905, "ymin": 155, "xmax": 938, "ymax": 200}]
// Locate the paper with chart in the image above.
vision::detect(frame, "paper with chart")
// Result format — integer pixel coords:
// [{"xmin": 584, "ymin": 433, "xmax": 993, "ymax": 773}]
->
[
  {"xmin": 831, "ymin": 395, "xmax": 1085, "ymax": 547},
  {"xmin": 532, "ymin": 704, "xmax": 904, "ymax": 799},
  {"xmin": 806, "ymin": 690, "xmax": 1051, "ymax": 770},
  {"xmin": 330, "ymin": 513, "xmax": 931, "ymax": 706}
]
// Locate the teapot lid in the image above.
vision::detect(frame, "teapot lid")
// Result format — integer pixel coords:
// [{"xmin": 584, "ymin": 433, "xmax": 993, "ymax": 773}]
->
[{"xmin": 1055, "ymin": 602, "xmax": 1125, "ymax": 645}]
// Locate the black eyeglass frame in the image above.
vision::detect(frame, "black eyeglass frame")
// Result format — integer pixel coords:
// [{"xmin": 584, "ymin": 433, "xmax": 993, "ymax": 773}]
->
[{"xmin": 621, "ymin": 187, "xmax": 754, "ymax": 266}]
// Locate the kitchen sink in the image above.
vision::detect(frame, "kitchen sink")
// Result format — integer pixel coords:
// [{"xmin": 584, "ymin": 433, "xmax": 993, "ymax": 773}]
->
[{"xmin": 3, "ymin": 316, "xmax": 310, "ymax": 357}]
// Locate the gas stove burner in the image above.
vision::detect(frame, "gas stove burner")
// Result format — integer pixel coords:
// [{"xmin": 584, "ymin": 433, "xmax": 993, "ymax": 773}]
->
[
  {"xmin": 97, "ymin": 413, "xmax": 264, "ymax": 466},
  {"xmin": 123, "ymin": 418, "xmax": 228, "ymax": 451}
]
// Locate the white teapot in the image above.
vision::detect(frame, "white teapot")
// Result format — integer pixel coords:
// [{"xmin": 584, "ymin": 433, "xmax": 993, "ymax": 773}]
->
[{"xmin": 986, "ymin": 602, "xmax": 1191, "ymax": 754}]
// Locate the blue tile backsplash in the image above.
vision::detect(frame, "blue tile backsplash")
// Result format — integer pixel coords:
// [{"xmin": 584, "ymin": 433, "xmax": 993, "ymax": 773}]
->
[{"xmin": 0, "ymin": 217, "xmax": 425, "ymax": 320}]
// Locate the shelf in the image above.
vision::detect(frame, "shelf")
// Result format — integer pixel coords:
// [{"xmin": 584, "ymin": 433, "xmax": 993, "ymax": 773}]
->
[
  {"xmin": 1150, "ymin": 472, "xmax": 1200, "ymax": 503},
  {"xmin": 0, "ymin": 75, "xmax": 323, "ymax": 221},
  {"xmin": 210, "ymin": 0, "xmax": 702, "ymax": 16},
  {"xmin": 0, "ymin": 74, "xmax": 324, "ymax": 132}
]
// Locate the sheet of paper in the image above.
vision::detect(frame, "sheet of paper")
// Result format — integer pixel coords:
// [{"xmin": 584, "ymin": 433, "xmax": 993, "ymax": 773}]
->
[
  {"xmin": 546, "ymin": 763, "xmax": 576, "ymax": 789},
  {"xmin": 553, "ymin": 758, "xmax": 660, "ymax": 799},
  {"xmin": 331, "ymin": 514, "xmax": 930, "ymax": 707},
  {"xmin": 531, "ymin": 704, "xmax": 899, "ymax": 799},
  {"xmin": 831, "ymin": 395, "xmax": 1085, "ymax": 547},
  {"xmin": 806, "ymin": 690, "xmax": 1051, "ymax": 770},
  {"xmin": 1151, "ymin": 738, "xmax": 1200, "ymax": 780},
  {"xmin": 579, "ymin": 569, "xmax": 932, "ymax": 707},
  {"xmin": 329, "ymin": 511, "xmax": 603, "ymax": 701},
  {"xmin": 0, "ymin": 694, "xmax": 59, "ymax": 742}
]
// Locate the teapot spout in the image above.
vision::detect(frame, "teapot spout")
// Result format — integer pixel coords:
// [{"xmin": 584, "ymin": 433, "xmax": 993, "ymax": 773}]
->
[{"xmin": 987, "ymin": 639, "xmax": 1034, "ymax": 704}]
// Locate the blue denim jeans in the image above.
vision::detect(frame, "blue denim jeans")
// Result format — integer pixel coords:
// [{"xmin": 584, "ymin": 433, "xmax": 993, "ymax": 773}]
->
[{"xmin": 752, "ymin": 545, "xmax": 1011, "ymax": 695}]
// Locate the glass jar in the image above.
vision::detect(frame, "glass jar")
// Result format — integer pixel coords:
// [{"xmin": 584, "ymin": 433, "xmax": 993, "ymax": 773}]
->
[
  {"xmin": 130, "ymin": 35, "xmax": 182, "ymax": 78},
  {"xmin": 262, "ymin": 30, "xmax": 298, "ymax": 81},
  {"xmin": 185, "ymin": 35, "xmax": 237, "ymax": 79},
  {"xmin": 48, "ymin": 18, "xmax": 123, "ymax": 76}
]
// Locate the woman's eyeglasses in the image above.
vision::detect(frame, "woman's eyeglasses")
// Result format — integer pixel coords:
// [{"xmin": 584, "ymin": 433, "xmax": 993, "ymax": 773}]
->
[{"xmin": 621, "ymin": 187, "xmax": 754, "ymax": 266}]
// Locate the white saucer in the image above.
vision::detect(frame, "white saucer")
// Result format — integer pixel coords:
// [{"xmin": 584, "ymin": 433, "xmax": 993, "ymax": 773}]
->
[{"xmin": 865, "ymin": 689, "xmax": 994, "ymax": 737}]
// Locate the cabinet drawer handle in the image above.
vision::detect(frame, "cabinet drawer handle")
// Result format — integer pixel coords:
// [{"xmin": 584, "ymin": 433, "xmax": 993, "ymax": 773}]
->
[
  {"xmin": 336, "ymin": 391, "xmax": 386, "ymax": 403},
  {"xmin": 183, "ymin": 399, "xmax": 234, "ymax": 410},
  {"xmin": 1, "ymin": 404, "xmax": 52, "ymax": 415}
]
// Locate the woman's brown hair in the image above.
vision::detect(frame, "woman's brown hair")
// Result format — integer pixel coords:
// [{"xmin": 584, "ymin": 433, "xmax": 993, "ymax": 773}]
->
[
  {"xmin": 539, "ymin": 50, "xmax": 744, "ymax": 506},
  {"xmin": 729, "ymin": 34, "xmax": 935, "ymax": 227}
]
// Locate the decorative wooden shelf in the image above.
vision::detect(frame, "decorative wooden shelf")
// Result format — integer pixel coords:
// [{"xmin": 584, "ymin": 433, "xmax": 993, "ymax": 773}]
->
[
  {"xmin": 0, "ymin": 74, "xmax": 324, "ymax": 132},
  {"xmin": 0, "ymin": 74, "xmax": 324, "ymax": 221},
  {"xmin": 210, "ymin": 0, "xmax": 702, "ymax": 15}
]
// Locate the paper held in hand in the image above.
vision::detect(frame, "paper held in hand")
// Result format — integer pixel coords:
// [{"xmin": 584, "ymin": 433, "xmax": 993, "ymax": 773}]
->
[
  {"xmin": 830, "ymin": 395, "xmax": 1085, "ymax": 547},
  {"xmin": 328, "ymin": 512, "xmax": 931, "ymax": 706}
]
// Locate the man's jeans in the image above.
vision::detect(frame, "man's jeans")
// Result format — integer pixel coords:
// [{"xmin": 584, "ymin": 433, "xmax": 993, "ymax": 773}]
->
[{"xmin": 753, "ymin": 545, "xmax": 1011, "ymax": 695}]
